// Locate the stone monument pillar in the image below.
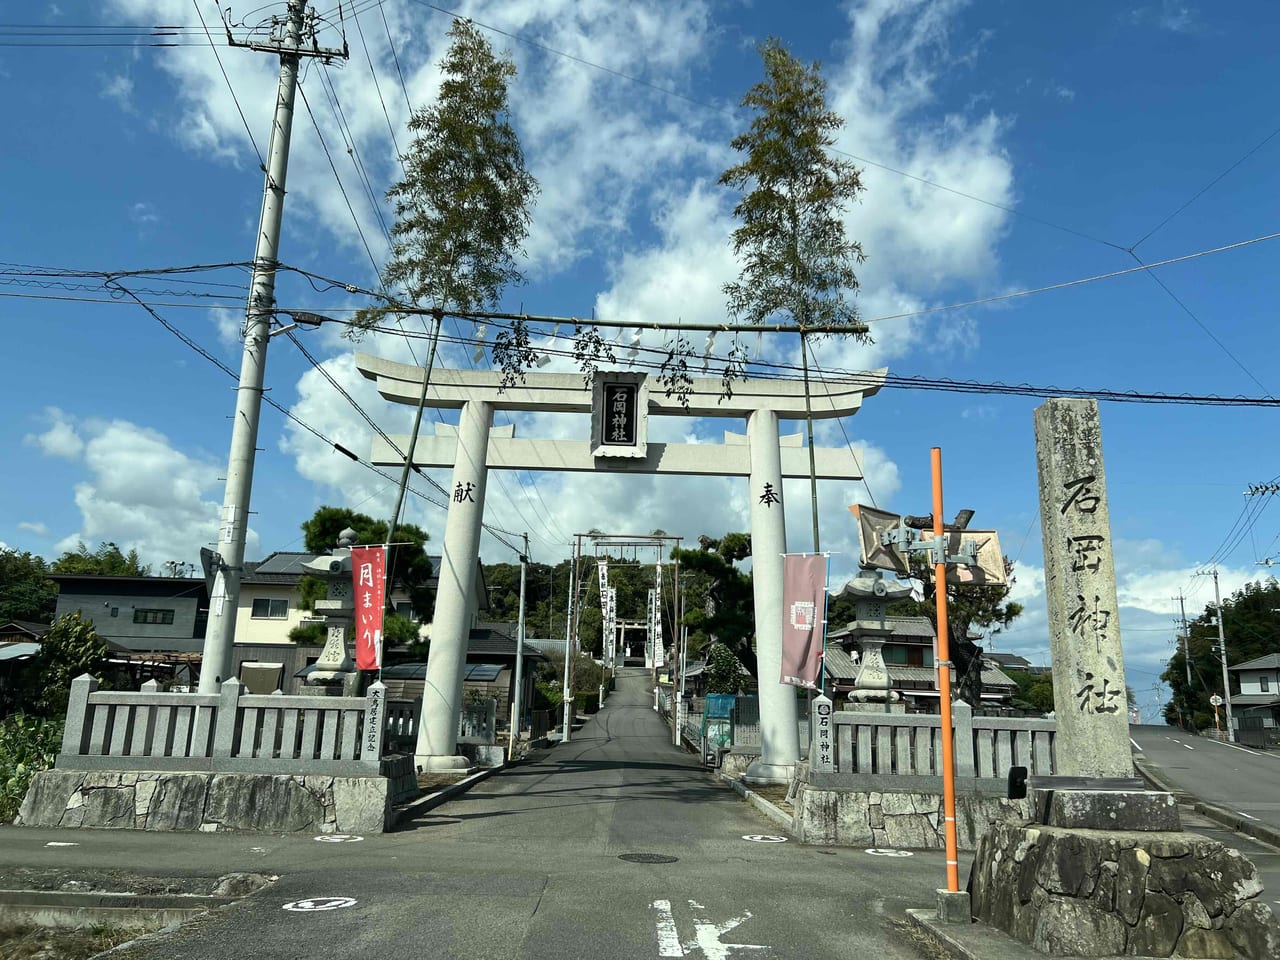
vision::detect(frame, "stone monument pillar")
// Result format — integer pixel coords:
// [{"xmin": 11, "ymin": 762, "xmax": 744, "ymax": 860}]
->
[
  {"xmin": 744, "ymin": 408, "xmax": 799, "ymax": 784},
  {"xmin": 1034, "ymin": 398, "xmax": 1132, "ymax": 779},
  {"xmin": 302, "ymin": 527, "xmax": 359, "ymax": 696},
  {"xmin": 415, "ymin": 399, "xmax": 493, "ymax": 772}
]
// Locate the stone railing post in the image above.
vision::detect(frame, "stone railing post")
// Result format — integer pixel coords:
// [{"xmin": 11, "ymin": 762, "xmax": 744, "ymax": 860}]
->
[
  {"xmin": 60, "ymin": 674, "xmax": 99, "ymax": 757},
  {"xmin": 211, "ymin": 678, "xmax": 243, "ymax": 759},
  {"xmin": 364, "ymin": 682, "xmax": 386, "ymax": 762},
  {"xmin": 952, "ymin": 701, "xmax": 976, "ymax": 778}
]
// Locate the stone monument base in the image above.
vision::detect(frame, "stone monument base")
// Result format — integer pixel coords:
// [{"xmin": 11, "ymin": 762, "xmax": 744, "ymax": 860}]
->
[
  {"xmin": 17, "ymin": 770, "xmax": 391, "ymax": 833},
  {"xmin": 971, "ymin": 821, "xmax": 1280, "ymax": 957},
  {"xmin": 1033, "ymin": 787, "xmax": 1181, "ymax": 832},
  {"xmin": 843, "ymin": 699, "xmax": 907, "ymax": 714},
  {"xmin": 795, "ymin": 786, "xmax": 1032, "ymax": 849},
  {"xmin": 415, "ymin": 753, "xmax": 473, "ymax": 774},
  {"xmin": 742, "ymin": 759, "xmax": 794, "ymax": 785}
]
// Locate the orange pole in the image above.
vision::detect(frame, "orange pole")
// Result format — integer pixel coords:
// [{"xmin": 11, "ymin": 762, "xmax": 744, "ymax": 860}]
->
[{"xmin": 932, "ymin": 446, "xmax": 960, "ymax": 893}]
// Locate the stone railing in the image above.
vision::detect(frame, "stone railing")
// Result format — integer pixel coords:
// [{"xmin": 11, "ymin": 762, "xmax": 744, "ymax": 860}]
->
[
  {"xmin": 810, "ymin": 702, "xmax": 1056, "ymax": 793},
  {"xmin": 381, "ymin": 696, "xmax": 497, "ymax": 750},
  {"xmin": 57, "ymin": 675, "xmax": 385, "ymax": 777}
]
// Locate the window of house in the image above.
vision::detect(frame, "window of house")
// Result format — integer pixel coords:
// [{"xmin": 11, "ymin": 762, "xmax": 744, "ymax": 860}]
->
[
  {"xmin": 883, "ymin": 645, "xmax": 909, "ymax": 665},
  {"xmin": 133, "ymin": 608, "xmax": 175, "ymax": 625},
  {"xmin": 1262, "ymin": 676, "xmax": 1270, "ymax": 693},
  {"xmin": 110, "ymin": 607, "xmax": 118, "ymax": 618},
  {"xmin": 251, "ymin": 598, "xmax": 289, "ymax": 619},
  {"xmin": 393, "ymin": 601, "xmax": 414, "ymax": 619}
]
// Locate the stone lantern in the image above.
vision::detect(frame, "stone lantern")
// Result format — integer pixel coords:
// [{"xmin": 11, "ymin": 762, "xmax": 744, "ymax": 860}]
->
[
  {"xmin": 832, "ymin": 569, "xmax": 914, "ymax": 713},
  {"xmin": 302, "ymin": 526, "xmax": 360, "ymax": 695}
]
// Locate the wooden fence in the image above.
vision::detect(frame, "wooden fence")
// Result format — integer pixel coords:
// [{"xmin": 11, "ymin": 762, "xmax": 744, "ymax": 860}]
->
[{"xmin": 57, "ymin": 674, "xmax": 385, "ymax": 777}]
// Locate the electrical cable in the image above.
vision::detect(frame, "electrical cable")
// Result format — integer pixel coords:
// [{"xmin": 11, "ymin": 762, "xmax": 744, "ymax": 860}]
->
[{"xmin": 198, "ymin": 0, "xmax": 265, "ymax": 170}]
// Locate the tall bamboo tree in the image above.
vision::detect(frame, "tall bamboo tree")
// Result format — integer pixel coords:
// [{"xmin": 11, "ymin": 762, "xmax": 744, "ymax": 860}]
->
[{"xmin": 356, "ymin": 19, "xmax": 539, "ymax": 327}]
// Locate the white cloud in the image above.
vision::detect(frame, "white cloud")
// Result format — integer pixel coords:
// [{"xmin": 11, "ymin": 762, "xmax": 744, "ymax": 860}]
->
[
  {"xmin": 24, "ymin": 408, "xmax": 84, "ymax": 459},
  {"xmin": 27, "ymin": 410, "xmax": 240, "ymax": 567},
  {"xmin": 101, "ymin": 73, "xmax": 135, "ymax": 112},
  {"xmin": 17, "ymin": 521, "xmax": 50, "ymax": 537},
  {"xmin": 129, "ymin": 201, "xmax": 159, "ymax": 226}
]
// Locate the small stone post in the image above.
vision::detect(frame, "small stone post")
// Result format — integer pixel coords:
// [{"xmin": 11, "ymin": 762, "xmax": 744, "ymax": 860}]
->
[
  {"xmin": 60, "ymin": 674, "xmax": 98, "ymax": 758},
  {"xmin": 1034, "ymin": 398, "xmax": 1132, "ymax": 779}
]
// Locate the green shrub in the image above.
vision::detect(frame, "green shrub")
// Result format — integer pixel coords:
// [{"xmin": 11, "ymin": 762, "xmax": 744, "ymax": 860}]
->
[{"xmin": 0, "ymin": 713, "xmax": 63, "ymax": 822}]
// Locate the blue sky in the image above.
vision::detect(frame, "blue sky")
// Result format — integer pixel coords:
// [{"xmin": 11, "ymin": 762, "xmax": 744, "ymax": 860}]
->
[{"xmin": 3, "ymin": 1, "xmax": 1279, "ymax": 721}]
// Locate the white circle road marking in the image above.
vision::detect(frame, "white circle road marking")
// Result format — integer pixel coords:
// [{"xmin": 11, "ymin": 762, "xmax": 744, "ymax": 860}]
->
[
  {"xmin": 865, "ymin": 848, "xmax": 913, "ymax": 857},
  {"xmin": 314, "ymin": 834, "xmax": 364, "ymax": 843},
  {"xmin": 282, "ymin": 897, "xmax": 358, "ymax": 912},
  {"xmin": 742, "ymin": 834, "xmax": 788, "ymax": 843}
]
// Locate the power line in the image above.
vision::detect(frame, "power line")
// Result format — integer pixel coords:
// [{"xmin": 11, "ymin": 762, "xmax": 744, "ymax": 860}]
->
[{"xmin": 196, "ymin": 0, "xmax": 265, "ymax": 169}]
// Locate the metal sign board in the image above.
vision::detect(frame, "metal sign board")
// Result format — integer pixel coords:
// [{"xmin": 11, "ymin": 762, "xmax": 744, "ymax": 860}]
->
[
  {"xmin": 849, "ymin": 505, "xmax": 911, "ymax": 576},
  {"xmin": 850, "ymin": 504, "xmax": 1006, "ymax": 585},
  {"xmin": 591, "ymin": 372, "xmax": 649, "ymax": 458},
  {"xmin": 920, "ymin": 529, "xmax": 1007, "ymax": 586}
]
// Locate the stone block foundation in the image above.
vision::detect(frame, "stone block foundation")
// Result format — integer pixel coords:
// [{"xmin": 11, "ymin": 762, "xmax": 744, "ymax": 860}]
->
[
  {"xmin": 794, "ymin": 786, "xmax": 1033, "ymax": 850},
  {"xmin": 17, "ymin": 770, "xmax": 391, "ymax": 834},
  {"xmin": 971, "ymin": 821, "xmax": 1280, "ymax": 957}
]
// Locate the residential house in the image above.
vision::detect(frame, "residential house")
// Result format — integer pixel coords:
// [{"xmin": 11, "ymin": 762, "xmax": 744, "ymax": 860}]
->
[
  {"xmin": 1229, "ymin": 653, "xmax": 1280, "ymax": 743},
  {"xmin": 985, "ymin": 652, "xmax": 1051, "ymax": 677},
  {"xmin": 48, "ymin": 574, "xmax": 208, "ymax": 654},
  {"xmin": 0, "ymin": 620, "xmax": 48, "ymax": 717},
  {"xmin": 824, "ymin": 616, "xmax": 1018, "ymax": 712}
]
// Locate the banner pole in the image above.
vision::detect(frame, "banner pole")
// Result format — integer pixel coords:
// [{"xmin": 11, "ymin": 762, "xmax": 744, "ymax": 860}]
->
[{"xmin": 932, "ymin": 447, "xmax": 960, "ymax": 893}]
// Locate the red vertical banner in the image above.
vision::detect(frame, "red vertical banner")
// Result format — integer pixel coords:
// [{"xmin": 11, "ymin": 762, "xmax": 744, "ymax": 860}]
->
[
  {"xmin": 351, "ymin": 546, "xmax": 387, "ymax": 671},
  {"xmin": 781, "ymin": 554, "xmax": 828, "ymax": 688}
]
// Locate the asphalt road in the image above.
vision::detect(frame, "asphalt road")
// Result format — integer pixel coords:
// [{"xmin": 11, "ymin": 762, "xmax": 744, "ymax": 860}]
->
[
  {"xmin": 1, "ymin": 669, "xmax": 951, "ymax": 960},
  {"xmin": 1129, "ymin": 723, "xmax": 1280, "ymax": 831}
]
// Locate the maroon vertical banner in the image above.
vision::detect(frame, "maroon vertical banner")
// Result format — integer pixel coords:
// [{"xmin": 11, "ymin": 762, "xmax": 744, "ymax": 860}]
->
[
  {"xmin": 781, "ymin": 554, "xmax": 828, "ymax": 688},
  {"xmin": 351, "ymin": 546, "xmax": 387, "ymax": 671}
]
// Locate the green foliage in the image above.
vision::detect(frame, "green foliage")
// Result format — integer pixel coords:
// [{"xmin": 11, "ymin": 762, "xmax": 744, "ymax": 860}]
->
[
  {"xmin": 30, "ymin": 612, "xmax": 109, "ymax": 717},
  {"xmin": 300, "ymin": 506, "xmax": 433, "ymax": 620},
  {"xmin": 1005, "ymin": 670, "xmax": 1056, "ymax": 714},
  {"xmin": 297, "ymin": 575, "xmax": 327, "ymax": 613},
  {"xmin": 0, "ymin": 713, "xmax": 63, "ymax": 822},
  {"xmin": 705, "ymin": 643, "xmax": 747, "ymax": 694},
  {"xmin": 671, "ymin": 536, "xmax": 758, "ymax": 678},
  {"xmin": 51, "ymin": 541, "xmax": 149, "ymax": 576},
  {"xmin": 0, "ymin": 548, "xmax": 57, "ymax": 624},
  {"xmin": 720, "ymin": 38, "xmax": 868, "ymax": 337},
  {"xmin": 354, "ymin": 17, "xmax": 538, "ymax": 356},
  {"xmin": 381, "ymin": 614, "xmax": 421, "ymax": 648},
  {"xmin": 1162, "ymin": 576, "xmax": 1280, "ymax": 728},
  {"xmin": 287, "ymin": 621, "xmax": 326, "ymax": 645}
]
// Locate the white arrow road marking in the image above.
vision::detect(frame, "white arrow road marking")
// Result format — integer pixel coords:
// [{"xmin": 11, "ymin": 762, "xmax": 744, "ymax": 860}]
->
[
  {"xmin": 686, "ymin": 900, "xmax": 769, "ymax": 959},
  {"xmin": 652, "ymin": 900, "xmax": 684, "ymax": 957},
  {"xmin": 651, "ymin": 900, "xmax": 771, "ymax": 958}
]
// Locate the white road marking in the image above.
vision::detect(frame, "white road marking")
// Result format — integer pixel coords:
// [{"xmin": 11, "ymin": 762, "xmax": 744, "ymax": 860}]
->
[
  {"xmin": 687, "ymin": 901, "xmax": 768, "ymax": 959},
  {"xmin": 282, "ymin": 897, "xmax": 357, "ymax": 912},
  {"xmin": 1130, "ymin": 738, "xmax": 1141, "ymax": 750},
  {"xmin": 741, "ymin": 835, "xmax": 787, "ymax": 843},
  {"xmin": 1237, "ymin": 810, "xmax": 1260, "ymax": 821},
  {"xmin": 1214, "ymin": 741, "xmax": 1263, "ymax": 757},
  {"xmin": 652, "ymin": 900, "xmax": 684, "ymax": 957},
  {"xmin": 1181, "ymin": 742, "xmax": 1194, "ymax": 750},
  {"xmin": 865, "ymin": 848, "xmax": 914, "ymax": 857},
  {"xmin": 314, "ymin": 834, "xmax": 364, "ymax": 843},
  {"xmin": 44, "ymin": 841, "xmax": 79, "ymax": 847},
  {"xmin": 653, "ymin": 900, "xmax": 771, "ymax": 958}
]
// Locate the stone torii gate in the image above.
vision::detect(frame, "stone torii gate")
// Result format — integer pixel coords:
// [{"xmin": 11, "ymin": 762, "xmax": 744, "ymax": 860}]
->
[{"xmin": 356, "ymin": 353, "xmax": 885, "ymax": 781}]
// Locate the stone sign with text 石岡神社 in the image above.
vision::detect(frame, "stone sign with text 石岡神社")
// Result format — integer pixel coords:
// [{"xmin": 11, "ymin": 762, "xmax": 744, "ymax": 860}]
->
[{"xmin": 1034, "ymin": 398, "xmax": 1133, "ymax": 779}]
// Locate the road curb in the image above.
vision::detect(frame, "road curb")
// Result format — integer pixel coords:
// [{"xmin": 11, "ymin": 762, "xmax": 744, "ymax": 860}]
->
[
  {"xmin": 390, "ymin": 765, "xmax": 503, "ymax": 826},
  {"xmin": 718, "ymin": 773, "xmax": 794, "ymax": 834},
  {"xmin": 1133, "ymin": 756, "xmax": 1280, "ymax": 849},
  {"xmin": 905, "ymin": 908, "xmax": 1043, "ymax": 960}
]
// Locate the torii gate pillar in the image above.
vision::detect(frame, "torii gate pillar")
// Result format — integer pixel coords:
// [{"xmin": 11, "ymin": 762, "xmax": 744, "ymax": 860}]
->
[
  {"xmin": 744, "ymin": 409, "xmax": 800, "ymax": 783},
  {"xmin": 415, "ymin": 399, "xmax": 493, "ymax": 771}
]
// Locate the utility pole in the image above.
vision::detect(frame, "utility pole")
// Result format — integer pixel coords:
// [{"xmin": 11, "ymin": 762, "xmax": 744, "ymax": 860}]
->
[
  {"xmin": 562, "ymin": 540, "xmax": 578, "ymax": 742},
  {"xmin": 1210, "ymin": 568, "xmax": 1236, "ymax": 742},
  {"xmin": 199, "ymin": 2, "xmax": 347, "ymax": 693},
  {"xmin": 509, "ymin": 533, "xmax": 529, "ymax": 758}
]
